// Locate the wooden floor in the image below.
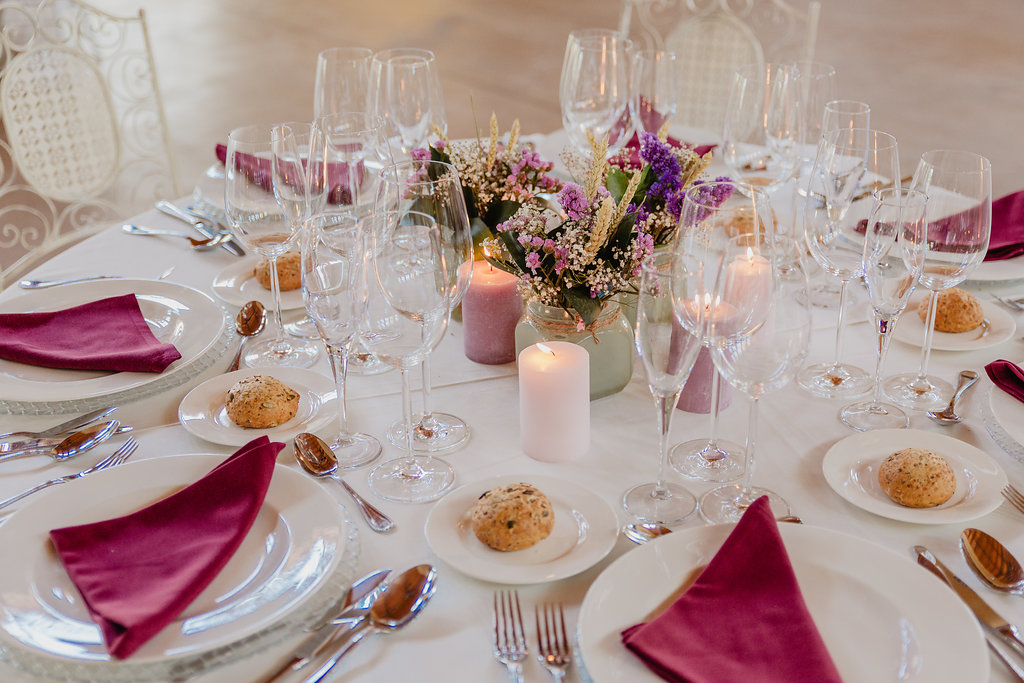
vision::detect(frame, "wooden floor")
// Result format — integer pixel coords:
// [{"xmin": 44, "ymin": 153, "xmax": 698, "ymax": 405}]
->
[{"xmin": 92, "ymin": 0, "xmax": 1024, "ymax": 196}]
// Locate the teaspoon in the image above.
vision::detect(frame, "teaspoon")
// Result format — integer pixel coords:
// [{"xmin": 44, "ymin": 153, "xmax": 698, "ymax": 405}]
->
[
  {"xmin": 294, "ymin": 433, "xmax": 395, "ymax": 533},
  {"xmin": 122, "ymin": 224, "xmax": 233, "ymax": 250},
  {"xmin": 624, "ymin": 515, "xmax": 803, "ymax": 543},
  {"xmin": 0, "ymin": 420, "xmax": 121, "ymax": 463},
  {"xmin": 226, "ymin": 301, "xmax": 267, "ymax": 372},
  {"xmin": 961, "ymin": 527, "xmax": 1024, "ymax": 594},
  {"xmin": 926, "ymin": 370, "xmax": 979, "ymax": 426}
]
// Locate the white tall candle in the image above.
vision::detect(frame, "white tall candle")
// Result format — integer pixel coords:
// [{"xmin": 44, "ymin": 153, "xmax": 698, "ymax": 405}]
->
[{"xmin": 518, "ymin": 341, "xmax": 590, "ymax": 462}]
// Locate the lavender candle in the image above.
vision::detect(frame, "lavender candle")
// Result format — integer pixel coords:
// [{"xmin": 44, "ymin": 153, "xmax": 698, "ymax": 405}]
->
[{"xmin": 462, "ymin": 261, "xmax": 523, "ymax": 364}]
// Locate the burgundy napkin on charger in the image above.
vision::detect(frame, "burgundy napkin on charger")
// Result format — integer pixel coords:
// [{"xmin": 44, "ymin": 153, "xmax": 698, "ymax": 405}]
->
[
  {"xmin": 986, "ymin": 189, "xmax": 1024, "ymax": 261},
  {"xmin": 0, "ymin": 294, "xmax": 181, "ymax": 373},
  {"xmin": 986, "ymin": 359, "xmax": 1024, "ymax": 402},
  {"xmin": 621, "ymin": 496, "xmax": 842, "ymax": 683},
  {"xmin": 215, "ymin": 143, "xmax": 361, "ymax": 205},
  {"xmin": 49, "ymin": 436, "xmax": 284, "ymax": 659}
]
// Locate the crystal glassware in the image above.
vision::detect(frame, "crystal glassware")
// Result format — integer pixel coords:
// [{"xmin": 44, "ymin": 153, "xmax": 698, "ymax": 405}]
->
[
  {"xmin": 560, "ymin": 30, "xmax": 632, "ymax": 156},
  {"xmin": 629, "ymin": 49, "xmax": 677, "ymax": 137},
  {"xmin": 369, "ymin": 48, "xmax": 446, "ymax": 157},
  {"xmin": 314, "ymin": 46, "xmax": 373, "ymax": 119},
  {"xmin": 840, "ymin": 188, "xmax": 928, "ymax": 430}
]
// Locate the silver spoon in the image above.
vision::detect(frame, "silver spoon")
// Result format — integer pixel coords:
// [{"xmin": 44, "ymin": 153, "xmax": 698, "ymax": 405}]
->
[
  {"xmin": 303, "ymin": 564, "xmax": 437, "ymax": 683},
  {"xmin": 926, "ymin": 370, "xmax": 979, "ymax": 426},
  {"xmin": 294, "ymin": 433, "xmax": 395, "ymax": 533},
  {"xmin": 226, "ymin": 301, "xmax": 267, "ymax": 372},
  {"xmin": 624, "ymin": 515, "xmax": 803, "ymax": 543},
  {"xmin": 961, "ymin": 527, "xmax": 1024, "ymax": 594},
  {"xmin": 122, "ymin": 224, "xmax": 233, "ymax": 250},
  {"xmin": 0, "ymin": 420, "xmax": 121, "ymax": 463}
]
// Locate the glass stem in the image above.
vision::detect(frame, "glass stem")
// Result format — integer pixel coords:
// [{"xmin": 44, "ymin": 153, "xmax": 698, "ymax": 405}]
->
[
  {"xmin": 706, "ymin": 367, "xmax": 721, "ymax": 450},
  {"xmin": 326, "ymin": 343, "xmax": 350, "ymax": 437},
  {"xmin": 267, "ymin": 254, "xmax": 289, "ymax": 353},
  {"xmin": 871, "ymin": 314, "xmax": 895, "ymax": 407},
  {"xmin": 739, "ymin": 396, "xmax": 759, "ymax": 504},
  {"xmin": 830, "ymin": 278, "xmax": 850, "ymax": 370},
  {"xmin": 399, "ymin": 367, "xmax": 424, "ymax": 477},
  {"xmin": 419, "ymin": 355, "xmax": 433, "ymax": 424},
  {"xmin": 653, "ymin": 393, "xmax": 677, "ymax": 499},
  {"xmin": 911, "ymin": 289, "xmax": 940, "ymax": 390}
]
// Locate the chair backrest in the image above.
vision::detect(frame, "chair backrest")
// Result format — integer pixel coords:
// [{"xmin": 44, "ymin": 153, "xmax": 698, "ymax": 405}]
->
[
  {"xmin": 619, "ymin": 0, "xmax": 821, "ymax": 133},
  {"xmin": 0, "ymin": 0, "xmax": 178, "ymax": 287}
]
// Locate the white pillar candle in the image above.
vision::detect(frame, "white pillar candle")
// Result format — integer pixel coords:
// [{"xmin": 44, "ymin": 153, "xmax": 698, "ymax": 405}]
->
[
  {"xmin": 518, "ymin": 341, "xmax": 590, "ymax": 462},
  {"xmin": 723, "ymin": 247, "xmax": 771, "ymax": 305}
]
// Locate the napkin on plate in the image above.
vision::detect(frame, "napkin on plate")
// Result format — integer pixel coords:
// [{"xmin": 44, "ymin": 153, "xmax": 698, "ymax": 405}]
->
[
  {"xmin": 986, "ymin": 189, "xmax": 1024, "ymax": 261},
  {"xmin": 986, "ymin": 359, "xmax": 1024, "ymax": 402},
  {"xmin": 48, "ymin": 436, "xmax": 284, "ymax": 659},
  {"xmin": 0, "ymin": 294, "xmax": 181, "ymax": 373},
  {"xmin": 621, "ymin": 496, "xmax": 842, "ymax": 683},
  {"xmin": 215, "ymin": 143, "xmax": 361, "ymax": 205}
]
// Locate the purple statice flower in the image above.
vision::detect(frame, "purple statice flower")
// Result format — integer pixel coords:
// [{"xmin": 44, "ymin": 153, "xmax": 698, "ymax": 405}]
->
[
  {"xmin": 497, "ymin": 213, "xmax": 531, "ymax": 233},
  {"xmin": 518, "ymin": 233, "xmax": 532, "ymax": 245},
  {"xmin": 558, "ymin": 182, "xmax": 590, "ymax": 221},
  {"xmin": 525, "ymin": 251, "xmax": 541, "ymax": 273},
  {"xmin": 553, "ymin": 246, "xmax": 569, "ymax": 274},
  {"xmin": 682, "ymin": 177, "xmax": 735, "ymax": 226},
  {"xmin": 632, "ymin": 231, "xmax": 655, "ymax": 275},
  {"xmin": 530, "ymin": 236, "xmax": 545, "ymax": 248},
  {"xmin": 410, "ymin": 147, "xmax": 430, "ymax": 162},
  {"xmin": 434, "ymin": 139, "xmax": 447, "ymax": 150},
  {"xmin": 639, "ymin": 132, "xmax": 682, "ymax": 202}
]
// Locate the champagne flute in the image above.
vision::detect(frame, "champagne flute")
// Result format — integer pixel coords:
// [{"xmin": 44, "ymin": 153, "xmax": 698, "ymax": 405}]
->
[
  {"xmin": 623, "ymin": 252, "xmax": 703, "ymax": 525},
  {"xmin": 314, "ymin": 47, "xmax": 373, "ymax": 119},
  {"xmin": 883, "ymin": 150, "xmax": 992, "ymax": 410},
  {"xmin": 840, "ymin": 188, "xmax": 927, "ymax": 430},
  {"xmin": 560, "ymin": 30, "xmax": 632, "ymax": 156},
  {"xmin": 370, "ymin": 48, "xmax": 446, "ymax": 157},
  {"xmin": 630, "ymin": 49, "xmax": 676, "ymax": 137}
]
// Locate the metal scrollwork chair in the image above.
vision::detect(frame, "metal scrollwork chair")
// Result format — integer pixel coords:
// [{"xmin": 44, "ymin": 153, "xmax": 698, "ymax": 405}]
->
[
  {"xmin": 0, "ymin": 0, "xmax": 179, "ymax": 287},
  {"xmin": 619, "ymin": 0, "xmax": 821, "ymax": 132}
]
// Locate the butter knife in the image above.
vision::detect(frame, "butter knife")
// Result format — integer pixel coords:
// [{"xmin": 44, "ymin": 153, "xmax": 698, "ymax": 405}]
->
[
  {"xmin": 155, "ymin": 200, "xmax": 245, "ymax": 256},
  {"xmin": 0, "ymin": 406, "xmax": 116, "ymax": 442}
]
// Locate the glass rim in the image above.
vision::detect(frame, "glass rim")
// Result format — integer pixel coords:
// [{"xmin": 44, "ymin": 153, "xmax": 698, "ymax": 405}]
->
[
  {"xmin": 824, "ymin": 99, "xmax": 871, "ymax": 113},
  {"xmin": 918, "ymin": 148, "xmax": 992, "ymax": 172},
  {"xmin": 872, "ymin": 187, "xmax": 928, "ymax": 206},
  {"xmin": 315, "ymin": 111, "xmax": 386, "ymax": 136},
  {"xmin": 821, "ymin": 126, "xmax": 898, "ymax": 150},
  {"xmin": 379, "ymin": 158, "xmax": 458, "ymax": 186},
  {"xmin": 316, "ymin": 46, "xmax": 373, "ymax": 63},
  {"xmin": 371, "ymin": 47, "xmax": 436, "ymax": 65}
]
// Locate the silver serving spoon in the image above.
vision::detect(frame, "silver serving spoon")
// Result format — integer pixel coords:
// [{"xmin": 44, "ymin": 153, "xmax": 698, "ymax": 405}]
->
[
  {"xmin": 961, "ymin": 527, "xmax": 1024, "ymax": 594},
  {"xmin": 226, "ymin": 301, "xmax": 267, "ymax": 372},
  {"xmin": 624, "ymin": 515, "xmax": 803, "ymax": 543},
  {"xmin": 0, "ymin": 420, "xmax": 121, "ymax": 463},
  {"xmin": 294, "ymin": 433, "xmax": 395, "ymax": 533},
  {"xmin": 122, "ymin": 224, "xmax": 233, "ymax": 250},
  {"xmin": 926, "ymin": 370, "xmax": 979, "ymax": 426},
  {"xmin": 302, "ymin": 564, "xmax": 437, "ymax": 683}
]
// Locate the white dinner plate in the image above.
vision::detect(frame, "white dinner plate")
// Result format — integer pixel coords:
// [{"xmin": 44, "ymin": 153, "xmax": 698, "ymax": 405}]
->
[
  {"xmin": 576, "ymin": 523, "xmax": 988, "ymax": 682},
  {"xmin": 211, "ymin": 257, "xmax": 305, "ymax": 311},
  {"xmin": 424, "ymin": 474, "xmax": 619, "ymax": 585},
  {"xmin": 969, "ymin": 256, "xmax": 1024, "ymax": 283},
  {"xmin": 0, "ymin": 280, "xmax": 230, "ymax": 412},
  {"xmin": 990, "ymin": 382, "xmax": 1024, "ymax": 450},
  {"xmin": 821, "ymin": 428, "xmax": 1006, "ymax": 524},
  {"xmin": 179, "ymin": 368, "xmax": 336, "ymax": 446},
  {"xmin": 0, "ymin": 454, "xmax": 358, "ymax": 681},
  {"xmin": 892, "ymin": 295, "xmax": 1015, "ymax": 351}
]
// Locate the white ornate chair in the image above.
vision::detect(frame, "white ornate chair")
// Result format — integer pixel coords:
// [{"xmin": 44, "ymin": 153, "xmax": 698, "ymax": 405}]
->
[
  {"xmin": 619, "ymin": 0, "xmax": 821, "ymax": 133},
  {"xmin": 0, "ymin": 0, "xmax": 179, "ymax": 287}
]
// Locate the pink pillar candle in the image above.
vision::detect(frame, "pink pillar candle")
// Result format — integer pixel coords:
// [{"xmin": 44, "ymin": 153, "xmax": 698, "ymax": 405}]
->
[
  {"xmin": 519, "ymin": 341, "xmax": 590, "ymax": 462},
  {"xmin": 462, "ymin": 262, "xmax": 523, "ymax": 364},
  {"xmin": 677, "ymin": 346, "xmax": 732, "ymax": 413}
]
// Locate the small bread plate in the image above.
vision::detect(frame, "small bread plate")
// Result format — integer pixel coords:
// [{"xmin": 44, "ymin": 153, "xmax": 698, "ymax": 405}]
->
[
  {"xmin": 969, "ymin": 255, "xmax": 1024, "ymax": 283},
  {"xmin": 211, "ymin": 258, "xmax": 305, "ymax": 311},
  {"xmin": 892, "ymin": 295, "xmax": 1015, "ymax": 351},
  {"xmin": 821, "ymin": 428, "xmax": 1006, "ymax": 524},
  {"xmin": 179, "ymin": 368, "xmax": 336, "ymax": 446},
  {"xmin": 424, "ymin": 474, "xmax": 619, "ymax": 585},
  {"xmin": 576, "ymin": 523, "xmax": 988, "ymax": 682}
]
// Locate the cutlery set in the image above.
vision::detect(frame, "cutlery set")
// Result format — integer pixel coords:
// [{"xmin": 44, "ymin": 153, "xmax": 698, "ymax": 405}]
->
[{"xmin": 493, "ymin": 590, "xmax": 572, "ymax": 682}]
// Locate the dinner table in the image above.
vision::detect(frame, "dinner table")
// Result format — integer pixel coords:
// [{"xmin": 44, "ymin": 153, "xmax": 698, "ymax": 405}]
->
[{"xmin": 1, "ymin": 128, "xmax": 1024, "ymax": 682}]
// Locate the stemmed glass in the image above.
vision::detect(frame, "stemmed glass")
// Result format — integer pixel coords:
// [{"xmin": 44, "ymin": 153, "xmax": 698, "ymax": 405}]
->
[
  {"xmin": 670, "ymin": 181, "xmax": 775, "ymax": 483},
  {"xmin": 370, "ymin": 48, "xmax": 446, "ymax": 157},
  {"xmin": 840, "ymin": 189, "xmax": 928, "ymax": 430},
  {"xmin": 377, "ymin": 159, "xmax": 474, "ymax": 453},
  {"xmin": 560, "ymin": 30, "xmax": 632, "ymax": 156},
  {"xmin": 798, "ymin": 128, "xmax": 900, "ymax": 398},
  {"xmin": 314, "ymin": 47, "xmax": 373, "ymax": 119},
  {"xmin": 224, "ymin": 123, "xmax": 323, "ymax": 368},
  {"xmin": 364, "ymin": 209, "xmax": 455, "ymax": 502},
  {"xmin": 883, "ymin": 150, "xmax": 992, "ymax": 410},
  {"xmin": 301, "ymin": 211, "xmax": 382, "ymax": 467},
  {"xmin": 700, "ymin": 236, "xmax": 812, "ymax": 523},
  {"xmin": 789, "ymin": 62, "xmax": 837, "ymax": 172},
  {"xmin": 622, "ymin": 252, "xmax": 703, "ymax": 524},
  {"xmin": 630, "ymin": 49, "xmax": 676, "ymax": 136}
]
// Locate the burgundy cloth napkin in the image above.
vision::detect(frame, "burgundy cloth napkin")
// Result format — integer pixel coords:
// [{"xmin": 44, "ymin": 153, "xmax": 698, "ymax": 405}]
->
[
  {"xmin": 215, "ymin": 143, "xmax": 361, "ymax": 205},
  {"xmin": 49, "ymin": 437, "xmax": 284, "ymax": 659},
  {"xmin": 621, "ymin": 496, "xmax": 842, "ymax": 683},
  {"xmin": 986, "ymin": 359, "xmax": 1024, "ymax": 402},
  {"xmin": 986, "ymin": 189, "xmax": 1024, "ymax": 261},
  {"xmin": 617, "ymin": 133, "xmax": 717, "ymax": 169},
  {"xmin": 0, "ymin": 294, "xmax": 181, "ymax": 372}
]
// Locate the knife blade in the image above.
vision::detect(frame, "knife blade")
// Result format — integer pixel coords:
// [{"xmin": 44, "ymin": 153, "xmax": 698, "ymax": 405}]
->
[
  {"xmin": 155, "ymin": 200, "xmax": 245, "ymax": 256},
  {"xmin": 0, "ymin": 406, "xmax": 116, "ymax": 442}
]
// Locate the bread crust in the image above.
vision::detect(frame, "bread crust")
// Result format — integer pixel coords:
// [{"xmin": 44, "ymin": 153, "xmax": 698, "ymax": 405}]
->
[
  {"xmin": 917, "ymin": 288, "xmax": 984, "ymax": 333},
  {"xmin": 254, "ymin": 251, "xmax": 301, "ymax": 291},
  {"xmin": 878, "ymin": 448, "xmax": 956, "ymax": 508},
  {"xmin": 471, "ymin": 483, "xmax": 555, "ymax": 551},
  {"xmin": 225, "ymin": 375, "xmax": 299, "ymax": 428}
]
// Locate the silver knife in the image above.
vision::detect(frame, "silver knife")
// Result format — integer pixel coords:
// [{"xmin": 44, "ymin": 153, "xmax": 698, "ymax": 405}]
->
[
  {"xmin": 915, "ymin": 545, "xmax": 1024, "ymax": 680},
  {"xmin": 0, "ymin": 406, "xmax": 116, "ymax": 442},
  {"xmin": 259, "ymin": 568, "xmax": 390, "ymax": 683},
  {"xmin": 155, "ymin": 200, "xmax": 245, "ymax": 256}
]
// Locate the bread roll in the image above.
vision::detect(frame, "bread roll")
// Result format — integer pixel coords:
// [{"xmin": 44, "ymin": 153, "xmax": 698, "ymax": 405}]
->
[
  {"xmin": 254, "ymin": 251, "xmax": 301, "ymax": 291},
  {"xmin": 878, "ymin": 448, "xmax": 956, "ymax": 508},
  {"xmin": 225, "ymin": 375, "xmax": 299, "ymax": 428},
  {"xmin": 917, "ymin": 287, "xmax": 984, "ymax": 333},
  {"xmin": 471, "ymin": 483, "xmax": 555, "ymax": 551}
]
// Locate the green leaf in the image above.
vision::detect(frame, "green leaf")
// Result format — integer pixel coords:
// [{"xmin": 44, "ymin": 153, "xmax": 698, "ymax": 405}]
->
[
  {"xmin": 497, "ymin": 229, "xmax": 530, "ymax": 274},
  {"xmin": 470, "ymin": 217, "xmax": 493, "ymax": 259},
  {"xmin": 599, "ymin": 211, "xmax": 638, "ymax": 261},
  {"xmin": 563, "ymin": 288, "xmax": 603, "ymax": 327},
  {"xmin": 429, "ymin": 146, "xmax": 451, "ymax": 165},
  {"xmin": 635, "ymin": 165, "xmax": 653, "ymax": 195},
  {"xmin": 606, "ymin": 168, "xmax": 629, "ymax": 203},
  {"xmin": 485, "ymin": 200, "xmax": 522, "ymax": 228}
]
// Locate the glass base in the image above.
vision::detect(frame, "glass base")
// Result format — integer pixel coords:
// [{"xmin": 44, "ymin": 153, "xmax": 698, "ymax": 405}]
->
[
  {"xmin": 243, "ymin": 336, "xmax": 320, "ymax": 369},
  {"xmin": 347, "ymin": 350, "xmax": 392, "ymax": 376},
  {"xmin": 839, "ymin": 400, "xmax": 909, "ymax": 431},
  {"xmin": 797, "ymin": 362, "xmax": 871, "ymax": 399},
  {"xmin": 284, "ymin": 315, "xmax": 321, "ymax": 340},
  {"xmin": 388, "ymin": 412, "xmax": 470, "ymax": 454},
  {"xmin": 800, "ymin": 282, "xmax": 860, "ymax": 310},
  {"xmin": 882, "ymin": 373, "xmax": 953, "ymax": 411},
  {"xmin": 622, "ymin": 482, "xmax": 697, "ymax": 525},
  {"xmin": 330, "ymin": 432, "xmax": 382, "ymax": 470},
  {"xmin": 368, "ymin": 456, "xmax": 455, "ymax": 503},
  {"xmin": 670, "ymin": 438, "xmax": 744, "ymax": 483},
  {"xmin": 699, "ymin": 485, "xmax": 790, "ymax": 524}
]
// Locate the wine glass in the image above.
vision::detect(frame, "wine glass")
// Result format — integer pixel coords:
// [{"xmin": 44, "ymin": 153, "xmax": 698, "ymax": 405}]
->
[
  {"xmin": 377, "ymin": 159, "xmax": 474, "ymax": 453},
  {"xmin": 789, "ymin": 62, "xmax": 837, "ymax": 169},
  {"xmin": 560, "ymin": 30, "xmax": 632, "ymax": 156},
  {"xmin": 370, "ymin": 48, "xmax": 446, "ymax": 157},
  {"xmin": 670, "ymin": 180, "xmax": 775, "ymax": 483},
  {"xmin": 301, "ymin": 211, "xmax": 382, "ymax": 467},
  {"xmin": 840, "ymin": 188, "xmax": 928, "ymax": 430},
  {"xmin": 623, "ymin": 252, "xmax": 703, "ymax": 525},
  {"xmin": 224, "ymin": 122, "xmax": 322, "ymax": 368},
  {"xmin": 313, "ymin": 47, "xmax": 373, "ymax": 119},
  {"xmin": 630, "ymin": 49, "xmax": 676, "ymax": 137},
  {"xmin": 700, "ymin": 236, "xmax": 812, "ymax": 523},
  {"xmin": 797, "ymin": 128, "xmax": 900, "ymax": 398},
  {"xmin": 883, "ymin": 150, "xmax": 992, "ymax": 410},
  {"xmin": 365, "ymin": 209, "xmax": 455, "ymax": 503}
]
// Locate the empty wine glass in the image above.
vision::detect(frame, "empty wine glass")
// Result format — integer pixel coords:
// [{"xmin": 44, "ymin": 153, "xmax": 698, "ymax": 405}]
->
[
  {"xmin": 883, "ymin": 150, "xmax": 992, "ymax": 410},
  {"xmin": 370, "ymin": 48, "xmax": 446, "ymax": 157},
  {"xmin": 840, "ymin": 189, "xmax": 928, "ymax": 431},
  {"xmin": 789, "ymin": 62, "xmax": 837, "ymax": 169},
  {"xmin": 700, "ymin": 236, "xmax": 812, "ymax": 523},
  {"xmin": 798, "ymin": 128, "xmax": 900, "ymax": 398},
  {"xmin": 623, "ymin": 252, "xmax": 703, "ymax": 524},
  {"xmin": 560, "ymin": 30, "xmax": 632, "ymax": 156},
  {"xmin": 301, "ymin": 211, "xmax": 382, "ymax": 467},
  {"xmin": 630, "ymin": 49, "xmax": 676, "ymax": 136},
  {"xmin": 314, "ymin": 47, "xmax": 373, "ymax": 119}
]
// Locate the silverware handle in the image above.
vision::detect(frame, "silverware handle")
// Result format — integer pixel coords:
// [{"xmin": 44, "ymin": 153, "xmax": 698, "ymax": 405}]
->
[
  {"xmin": 302, "ymin": 625, "xmax": 372, "ymax": 683},
  {"xmin": 227, "ymin": 338, "xmax": 245, "ymax": 373},
  {"xmin": 338, "ymin": 478, "xmax": 394, "ymax": 533},
  {"xmin": 988, "ymin": 629, "xmax": 1024, "ymax": 681},
  {"xmin": 18, "ymin": 275, "xmax": 119, "ymax": 289},
  {"xmin": 503, "ymin": 662, "xmax": 525, "ymax": 683},
  {"xmin": 0, "ymin": 476, "xmax": 65, "ymax": 511},
  {"xmin": 952, "ymin": 371, "xmax": 979, "ymax": 402},
  {"xmin": 156, "ymin": 201, "xmax": 245, "ymax": 256},
  {"xmin": 0, "ymin": 441, "xmax": 52, "ymax": 461}
]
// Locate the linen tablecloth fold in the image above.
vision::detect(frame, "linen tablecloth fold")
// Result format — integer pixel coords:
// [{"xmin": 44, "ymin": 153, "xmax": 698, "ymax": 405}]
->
[
  {"xmin": 621, "ymin": 496, "xmax": 842, "ymax": 683},
  {"xmin": 0, "ymin": 294, "xmax": 181, "ymax": 372},
  {"xmin": 49, "ymin": 436, "xmax": 284, "ymax": 659},
  {"xmin": 986, "ymin": 189, "xmax": 1024, "ymax": 261},
  {"xmin": 986, "ymin": 359, "xmax": 1024, "ymax": 402}
]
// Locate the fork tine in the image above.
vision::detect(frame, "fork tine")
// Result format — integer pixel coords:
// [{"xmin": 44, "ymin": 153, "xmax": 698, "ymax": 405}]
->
[
  {"xmin": 1002, "ymin": 484, "xmax": 1024, "ymax": 515},
  {"xmin": 512, "ymin": 590, "xmax": 525, "ymax": 649},
  {"xmin": 556, "ymin": 603, "xmax": 569, "ymax": 656}
]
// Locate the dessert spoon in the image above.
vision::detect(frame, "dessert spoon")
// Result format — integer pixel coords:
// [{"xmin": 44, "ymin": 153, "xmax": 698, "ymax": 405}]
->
[
  {"xmin": 926, "ymin": 370, "xmax": 978, "ymax": 425},
  {"xmin": 226, "ymin": 301, "xmax": 267, "ymax": 372},
  {"xmin": 961, "ymin": 527, "xmax": 1024, "ymax": 595}
]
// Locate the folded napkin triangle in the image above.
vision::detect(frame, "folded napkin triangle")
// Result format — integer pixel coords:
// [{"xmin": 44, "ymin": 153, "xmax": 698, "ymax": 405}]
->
[
  {"xmin": 621, "ymin": 496, "xmax": 842, "ymax": 683},
  {"xmin": 49, "ymin": 436, "xmax": 284, "ymax": 659},
  {"xmin": 987, "ymin": 189, "xmax": 1024, "ymax": 261},
  {"xmin": 986, "ymin": 359, "xmax": 1024, "ymax": 402}
]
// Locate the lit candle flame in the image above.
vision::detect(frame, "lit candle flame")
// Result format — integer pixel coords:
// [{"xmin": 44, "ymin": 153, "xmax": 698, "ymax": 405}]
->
[
  {"xmin": 746, "ymin": 246, "xmax": 755, "ymax": 262},
  {"xmin": 536, "ymin": 343, "xmax": 556, "ymax": 357}
]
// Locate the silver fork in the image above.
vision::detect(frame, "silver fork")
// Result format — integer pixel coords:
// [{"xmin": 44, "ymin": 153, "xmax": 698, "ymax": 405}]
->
[
  {"xmin": 1002, "ymin": 484, "xmax": 1024, "ymax": 516},
  {"xmin": 536, "ymin": 602, "xmax": 571, "ymax": 682},
  {"xmin": 493, "ymin": 590, "xmax": 528, "ymax": 683},
  {"xmin": 0, "ymin": 438, "xmax": 138, "ymax": 511},
  {"xmin": 992, "ymin": 294, "xmax": 1024, "ymax": 311}
]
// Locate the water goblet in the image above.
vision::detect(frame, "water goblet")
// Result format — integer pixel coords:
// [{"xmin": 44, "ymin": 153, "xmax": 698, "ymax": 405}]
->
[
  {"xmin": 314, "ymin": 47, "xmax": 373, "ymax": 119},
  {"xmin": 370, "ymin": 48, "xmax": 446, "ymax": 157},
  {"xmin": 560, "ymin": 30, "xmax": 632, "ymax": 156}
]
